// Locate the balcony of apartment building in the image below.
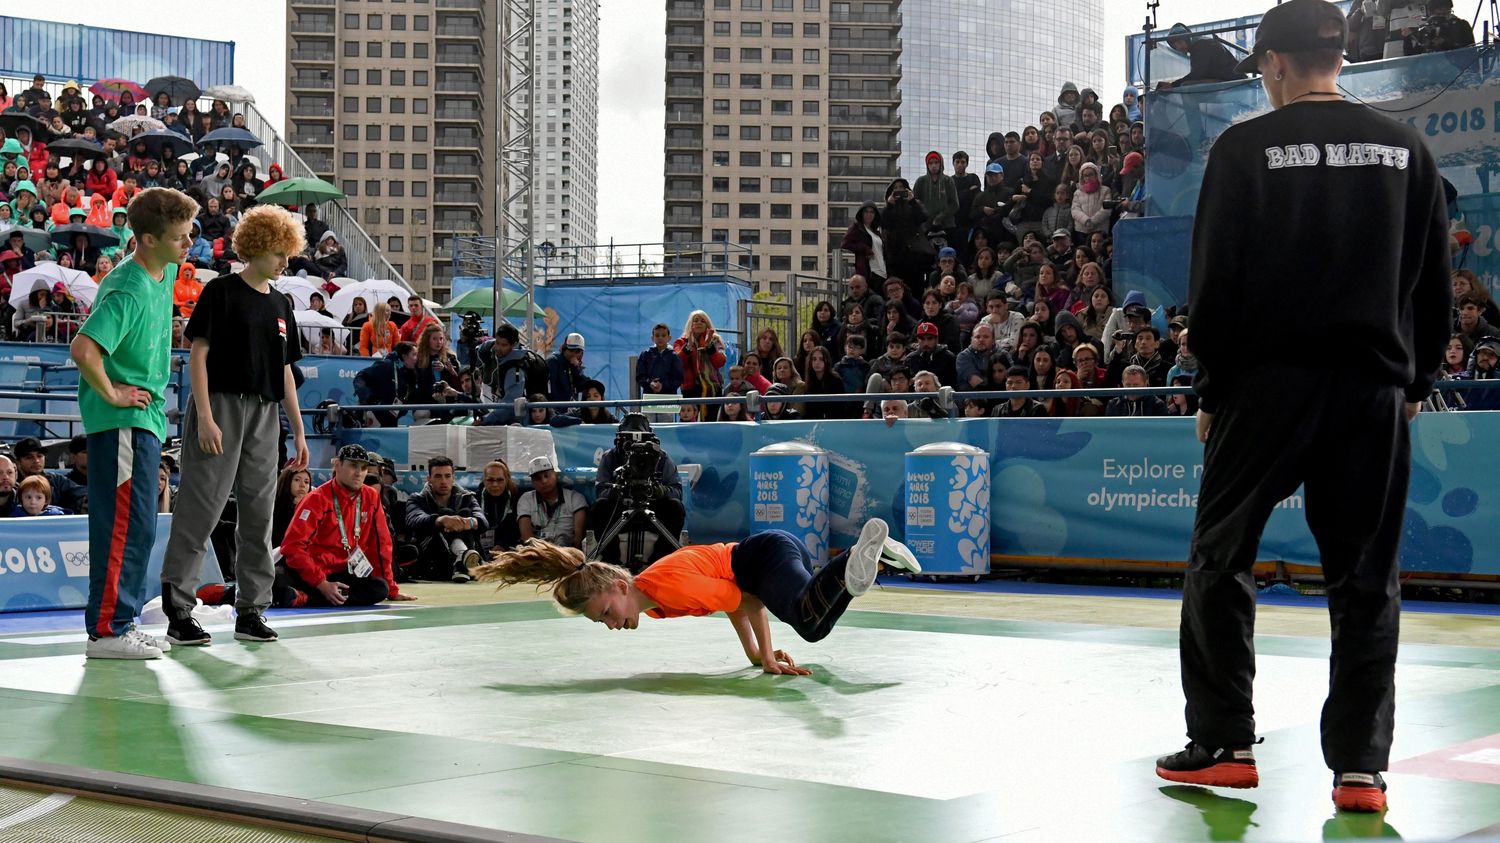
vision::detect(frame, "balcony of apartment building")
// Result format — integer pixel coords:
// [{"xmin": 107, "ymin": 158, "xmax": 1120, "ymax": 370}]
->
[
  {"xmin": 289, "ymin": 71, "xmax": 334, "ymax": 91},
  {"xmin": 828, "ymin": 35, "xmax": 901, "ymax": 52},
  {"xmin": 828, "ymin": 135, "xmax": 902, "ymax": 154},
  {"xmin": 288, "ymin": 96, "xmax": 334, "ymax": 119},
  {"xmin": 828, "ymin": 59, "xmax": 901, "ymax": 77},
  {"xmin": 290, "ymin": 0, "xmax": 335, "ymax": 6},
  {"xmin": 301, "ymin": 152, "xmax": 335, "ymax": 175},
  {"xmin": 289, "ymin": 41, "xmax": 336, "ymax": 64},
  {"xmin": 666, "ymin": 57, "xmax": 705, "ymax": 73},
  {"xmin": 666, "ymin": 25, "xmax": 703, "ymax": 48},
  {"xmin": 666, "ymin": 103, "xmax": 704, "ymax": 124},
  {"xmin": 829, "ymin": 83, "xmax": 900, "ymax": 105},
  {"xmin": 665, "ymin": 207, "xmax": 704, "ymax": 227},
  {"xmin": 436, "ymin": 0, "xmax": 483, "ymax": 9},
  {"xmin": 434, "ymin": 210, "xmax": 482, "ymax": 232},
  {"xmin": 665, "ymin": 180, "xmax": 703, "ymax": 201},
  {"xmin": 434, "ymin": 183, "xmax": 483, "ymax": 208},
  {"xmin": 435, "ymin": 46, "xmax": 483, "ymax": 68},
  {"xmin": 435, "ymin": 152, "xmax": 483, "ymax": 176},
  {"xmin": 288, "ymin": 122, "xmax": 335, "ymax": 147},
  {"xmin": 665, "ymin": 129, "xmax": 703, "ymax": 151},
  {"xmin": 666, "ymin": 79, "xmax": 705, "ymax": 101},
  {"xmin": 435, "ymin": 129, "xmax": 483, "ymax": 149},
  {"xmin": 830, "ymin": 8, "xmax": 900, "ymax": 25},
  {"xmin": 435, "ymin": 73, "xmax": 483, "ymax": 94},
  {"xmin": 828, "ymin": 183, "xmax": 890, "ymax": 204},
  {"xmin": 434, "ymin": 101, "xmax": 482, "ymax": 125},
  {"xmin": 289, "ymin": 13, "xmax": 336, "ymax": 35},
  {"xmin": 667, "ymin": 0, "xmax": 703, "ymax": 20},
  {"xmin": 435, "ymin": 13, "xmax": 483, "ymax": 39},
  {"xmin": 665, "ymin": 156, "xmax": 703, "ymax": 176},
  {"xmin": 828, "ymin": 160, "xmax": 898, "ymax": 180},
  {"xmin": 829, "ymin": 108, "xmax": 900, "ymax": 128}
]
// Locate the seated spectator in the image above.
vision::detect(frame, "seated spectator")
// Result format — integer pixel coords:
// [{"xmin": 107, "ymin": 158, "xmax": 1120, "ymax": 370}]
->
[
  {"xmin": 1049, "ymin": 369, "xmax": 1105, "ymax": 417},
  {"xmin": 1167, "ymin": 329, "xmax": 1198, "ymax": 385},
  {"xmin": 1457, "ymin": 294, "xmax": 1498, "ymax": 343},
  {"xmin": 354, "ymin": 341, "xmax": 418, "ymax": 427},
  {"xmin": 1453, "ymin": 269, "xmax": 1500, "ymax": 325},
  {"xmin": 272, "ymin": 466, "xmax": 313, "ymax": 546},
  {"xmin": 962, "ymin": 398, "xmax": 990, "ymax": 417},
  {"xmin": 737, "ymin": 353, "xmax": 773, "ymax": 393},
  {"xmin": 835, "ymin": 301, "xmax": 882, "ymax": 355},
  {"xmin": 0, "ymin": 455, "xmax": 14, "ymax": 517},
  {"xmin": 883, "ymin": 300, "xmax": 916, "ymax": 344},
  {"xmin": 676, "ymin": 310, "xmax": 726, "ymax": 421},
  {"xmin": 1444, "ymin": 334, "xmax": 1473, "ymax": 377},
  {"xmin": 578, "ymin": 379, "xmax": 618, "ymax": 425},
  {"xmin": 969, "ymin": 247, "xmax": 1003, "ymax": 301},
  {"xmin": 158, "ymin": 460, "xmax": 177, "ymax": 514},
  {"xmin": 992, "ymin": 366, "xmax": 1048, "ymax": 418},
  {"xmin": 761, "ymin": 382, "xmax": 801, "ymax": 420},
  {"xmin": 277, "ymin": 445, "xmax": 410, "ymax": 607},
  {"xmin": 798, "ymin": 346, "xmax": 846, "ymax": 420},
  {"xmin": 919, "ymin": 291, "xmax": 962, "ymax": 354},
  {"xmin": 839, "ymin": 273, "xmax": 884, "ymax": 324},
  {"xmin": 1108, "ymin": 327, "xmax": 1168, "ymax": 387},
  {"xmin": 1458, "ymin": 337, "xmax": 1500, "ymax": 411},
  {"xmin": 677, "ymin": 403, "xmax": 699, "ymax": 423},
  {"xmin": 810, "ymin": 300, "xmax": 841, "ymax": 349},
  {"xmin": 473, "ymin": 460, "xmax": 523, "ymax": 556},
  {"xmin": 548, "ymin": 332, "xmax": 589, "ymax": 407},
  {"xmin": 11, "ymin": 437, "xmax": 86, "ymax": 513},
  {"xmin": 948, "ymin": 281, "xmax": 980, "ymax": 341},
  {"xmin": 908, "ymin": 370, "xmax": 948, "ymax": 419},
  {"xmin": 883, "ymin": 276, "xmax": 923, "ymax": 322},
  {"xmin": 908, "ymin": 322, "xmax": 958, "ymax": 386},
  {"xmin": 925, "ymin": 247, "xmax": 968, "ymax": 291},
  {"xmin": 1103, "ymin": 293, "xmax": 1153, "ymax": 362},
  {"xmin": 1107, "ymin": 365, "xmax": 1168, "ymax": 416},
  {"xmin": 637, "ymin": 322, "xmax": 685, "ymax": 423},
  {"xmin": 1166, "ymin": 374, "xmax": 1198, "ymax": 417},
  {"xmin": 413, "ymin": 324, "xmax": 464, "ymax": 416},
  {"xmin": 63, "ymin": 435, "xmax": 88, "ymax": 488},
  {"xmin": 360, "ymin": 300, "xmax": 399, "ymax": 357},
  {"xmin": 12, "ymin": 474, "xmax": 65, "ymax": 516},
  {"xmin": 313, "ymin": 231, "xmax": 347, "ymax": 278},
  {"xmin": 833, "ymin": 335, "xmax": 870, "ymax": 418},
  {"xmin": 956, "ymin": 323, "xmax": 1002, "ymax": 391},
  {"xmin": 405, "ymin": 457, "xmax": 487, "ymax": 583},
  {"xmin": 980, "ymin": 292, "xmax": 1027, "ymax": 354},
  {"xmin": 518, "ymin": 456, "xmax": 588, "ymax": 548},
  {"xmin": 1030, "ymin": 346, "xmax": 1059, "ymax": 390},
  {"xmin": 1072, "ymin": 343, "xmax": 1106, "ymax": 388},
  {"xmin": 880, "ymin": 398, "xmax": 910, "ymax": 427}
]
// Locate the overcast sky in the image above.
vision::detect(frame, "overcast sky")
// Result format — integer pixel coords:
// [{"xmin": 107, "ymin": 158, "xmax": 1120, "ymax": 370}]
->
[{"xmin": 38, "ymin": 0, "xmax": 1272, "ymax": 245}]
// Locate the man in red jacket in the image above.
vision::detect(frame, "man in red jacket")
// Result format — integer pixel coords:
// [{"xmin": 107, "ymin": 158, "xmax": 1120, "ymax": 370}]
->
[{"xmin": 279, "ymin": 444, "xmax": 416, "ymax": 606}]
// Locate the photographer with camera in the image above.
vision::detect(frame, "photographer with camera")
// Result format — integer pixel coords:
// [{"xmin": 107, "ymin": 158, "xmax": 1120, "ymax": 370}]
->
[
  {"xmin": 1351, "ymin": 0, "xmax": 1474, "ymax": 60},
  {"xmin": 404, "ymin": 457, "xmax": 487, "ymax": 583},
  {"xmin": 475, "ymin": 323, "xmax": 549, "ymax": 426},
  {"xmin": 588, "ymin": 414, "xmax": 686, "ymax": 571}
]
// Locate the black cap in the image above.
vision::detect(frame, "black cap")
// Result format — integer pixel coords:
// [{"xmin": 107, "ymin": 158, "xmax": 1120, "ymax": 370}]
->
[
  {"xmin": 1235, "ymin": 0, "xmax": 1348, "ymax": 75},
  {"xmin": 12, "ymin": 437, "xmax": 44, "ymax": 458},
  {"xmin": 336, "ymin": 443, "xmax": 373, "ymax": 464}
]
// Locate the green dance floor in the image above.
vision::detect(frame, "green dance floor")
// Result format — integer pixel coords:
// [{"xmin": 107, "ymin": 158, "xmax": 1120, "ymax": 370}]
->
[{"xmin": 0, "ymin": 595, "xmax": 1497, "ymax": 842}]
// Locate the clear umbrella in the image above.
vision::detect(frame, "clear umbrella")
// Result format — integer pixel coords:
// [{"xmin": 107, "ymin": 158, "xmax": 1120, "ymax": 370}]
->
[
  {"xmin": 8, "ymin": 264, "xmax": 98, "ymax": 309},
  {"xmin": 329, "ymin": 279, "xmax": 413, "ymax": 318},
  {"xmin": 202, "ymin": 84, "xmax": 256, "ymax": 104}
]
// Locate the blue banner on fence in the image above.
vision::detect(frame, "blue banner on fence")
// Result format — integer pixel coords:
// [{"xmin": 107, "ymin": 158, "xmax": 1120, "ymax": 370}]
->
[
  {"xmin": 336, "ymin": 413, "xmax": 1500, "ymax": 577},
  {"xmin": 1134, "ymin": 45, "xmax": 1500, "ymax": 306},
  {"xmin": 0, "ymin": 514, "xmax": 221, "ymax": 614}
]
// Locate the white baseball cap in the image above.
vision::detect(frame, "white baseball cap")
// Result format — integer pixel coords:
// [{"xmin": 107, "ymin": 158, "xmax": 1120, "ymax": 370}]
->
[
  {"xmin": 528, "ymin": 455, "xmax": 556, "ymax": 475},
  {"xmin": 563, "ymin": 332, "xmax": 585, "ymax": 350}
]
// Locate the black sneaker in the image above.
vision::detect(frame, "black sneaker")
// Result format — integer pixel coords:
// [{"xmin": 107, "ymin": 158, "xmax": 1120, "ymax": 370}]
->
[
  {"xmin": 452, "ymin": 549, "xmax": 479, "ymax": 583},
  {"xmin": 165, "ymin": 616, "xmax": 212, "ymax": 647},
  {"xmin": 233, "ymin": 613, "xmax": 279, "ymax": 642},
  {"xmin": 1332, "ymin": 772, "xmax": 1387, "ymax": 812},
  {"xmin": 1155, "ymin": 741, "xmax": 1260, "ymax": 788}
]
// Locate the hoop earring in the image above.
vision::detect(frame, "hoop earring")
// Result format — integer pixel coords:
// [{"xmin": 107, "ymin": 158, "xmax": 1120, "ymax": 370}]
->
[{"xmin": 1275, "ymin": 73, "xmax": 1284, "ymax": 81}]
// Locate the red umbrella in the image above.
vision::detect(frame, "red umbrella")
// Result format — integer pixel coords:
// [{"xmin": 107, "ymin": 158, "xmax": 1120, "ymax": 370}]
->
[{"xmin": 89, "ymin": 78, "xmax": 147, "ymax": 103}]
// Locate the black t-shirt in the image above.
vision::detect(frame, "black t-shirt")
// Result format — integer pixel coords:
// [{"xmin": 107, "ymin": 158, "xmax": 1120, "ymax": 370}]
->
[
  {"xmin": 184, "ymin": 273, "xmax": 302, "ymax": 401},
  {"xmin": 1189, "ymin": 100, "xmax": 1452, "ymax": 412}
]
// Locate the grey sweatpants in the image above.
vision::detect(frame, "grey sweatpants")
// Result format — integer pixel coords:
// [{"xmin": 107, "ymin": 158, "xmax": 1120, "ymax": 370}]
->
[{"xmin": 161, "ymin": 392, "xmax": 282, "ymax": 618}]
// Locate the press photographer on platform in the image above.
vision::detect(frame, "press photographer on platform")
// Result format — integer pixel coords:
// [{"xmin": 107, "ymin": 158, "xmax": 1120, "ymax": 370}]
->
[{"xmin": 588, "ymin": 414, "xmax": 686, "ymax": 571}]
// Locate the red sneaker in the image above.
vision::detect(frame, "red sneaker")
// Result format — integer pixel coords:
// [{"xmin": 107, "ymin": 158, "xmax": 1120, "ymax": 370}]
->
[{"xmin": 1332, "ymin": 772, "xmax": 1387, "ymax": 812}]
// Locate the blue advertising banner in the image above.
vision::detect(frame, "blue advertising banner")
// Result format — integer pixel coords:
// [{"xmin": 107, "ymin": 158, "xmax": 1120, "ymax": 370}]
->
[
  {"xmin": 0, "ymin": 514, "xmax": 221, "ymax": 614},
  {"xmin": 335, "ymin": 413, "xmax": 1500, "ymax": 576},
  {"xmin": 1131, "ymin": 45, "xmax": 1500, "ymax": 306}
]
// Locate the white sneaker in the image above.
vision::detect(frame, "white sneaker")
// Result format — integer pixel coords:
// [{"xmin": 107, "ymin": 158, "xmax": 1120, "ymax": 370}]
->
[
  {"xmin": 86, "ymin": 633, "xmax": 162, "ymax": 660},
  {"xmin": 845, "ymin": 518, "xmax": 889, "ymax": 597},
  {"xmin": 879, "ymin": 537, "xmax": 922, "ymax": 575},
  {"xmin": 128, "ymin": 627, "xmax": 171, "ymax": 653}
]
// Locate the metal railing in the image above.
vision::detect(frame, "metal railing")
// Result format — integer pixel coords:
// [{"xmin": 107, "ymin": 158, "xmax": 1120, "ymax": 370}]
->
[{"xmin": 448, "ymin": 238, "xmax": 756, "ymax": 286}]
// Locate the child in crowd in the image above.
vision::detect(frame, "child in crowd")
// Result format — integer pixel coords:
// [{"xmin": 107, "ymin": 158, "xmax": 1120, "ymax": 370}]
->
[{"xmin": 14, "ymin": 475, "xmax": 66, "ymax": 516}]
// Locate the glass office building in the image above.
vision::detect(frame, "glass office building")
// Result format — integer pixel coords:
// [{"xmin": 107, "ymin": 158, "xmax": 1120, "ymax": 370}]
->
[{"xmin": 898, "ymin": 0, "xmax": 1103, "ymax": 177}]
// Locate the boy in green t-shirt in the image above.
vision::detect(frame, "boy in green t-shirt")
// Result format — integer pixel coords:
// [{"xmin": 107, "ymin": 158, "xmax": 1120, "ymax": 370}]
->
[{"xmin": 70, "ymin": 187, "xmax": 199, "ymax": 660}]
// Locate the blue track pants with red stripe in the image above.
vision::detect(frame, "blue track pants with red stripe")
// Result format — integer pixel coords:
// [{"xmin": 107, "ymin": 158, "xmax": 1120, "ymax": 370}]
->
[{"xmin": 84, "ymin": 427, "xmax": 161, "ymax": 639}]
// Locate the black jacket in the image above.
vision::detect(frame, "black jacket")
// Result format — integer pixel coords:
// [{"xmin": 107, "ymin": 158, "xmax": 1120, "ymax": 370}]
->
[
  {"xmin": 907, "ymin": 346, "xmax": 958, "ymax": 387},
  {"xmin": 1174, "ymin": 38, "xmax": 1245, "ymax": 86},
  {"xmin": 405, "ymin": 485, "xmax": 487, "ymax": 539},
  {"xmin": 596, "ymin": 446, "xmax": 683, "ymax": 503},
  {"xmin": 477, "ymin": 488, "xmax": 522, "ymax": 553},
  {"xmin": 1106, "ymin": 396, "xmax": 1168, "ymax": 416}
]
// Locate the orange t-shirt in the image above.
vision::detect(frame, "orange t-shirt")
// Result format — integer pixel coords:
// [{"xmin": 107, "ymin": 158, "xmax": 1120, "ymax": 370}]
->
[{"xmin": 634, "ymin": 543, "xmax": 742, "ymax": 618}]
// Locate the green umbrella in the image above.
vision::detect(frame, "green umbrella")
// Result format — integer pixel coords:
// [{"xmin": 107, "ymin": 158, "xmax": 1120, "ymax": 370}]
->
[
  {"xmin": 256, "ymin": 177, "xmax": 346, "ymax": 206},
  {"xmin": 445, "ymin": 286, "xmax": 544, "ymax": 318}
]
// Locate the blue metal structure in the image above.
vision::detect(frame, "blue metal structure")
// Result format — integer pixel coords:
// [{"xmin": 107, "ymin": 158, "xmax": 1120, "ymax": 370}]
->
[{"xmin": 0, "ymin": 16, "xmax": 233, "ymax": 87}]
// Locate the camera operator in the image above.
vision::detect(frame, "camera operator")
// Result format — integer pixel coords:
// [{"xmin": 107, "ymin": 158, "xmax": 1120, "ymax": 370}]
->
[
  {"xmin": 1352, "ymin": 0, "xmax": 1475, "ymax": 59},
  {"xmin": 1406, "ymin": 0, "xmax": 1475, "ymax": 55},
  {"xmin": 454, "ymin": 311, "xmax": 488, "ymax": 399},
  {"xmin": 588, "ymin": 414, "xmax": 686, "ymax": 569},
  {"xmin": 475, "ymin": 323, "xmax": 540, "ymax": 426},
  {"xmin": 404, "ymin": 457, "xmax": 487, "ymax": 583}
]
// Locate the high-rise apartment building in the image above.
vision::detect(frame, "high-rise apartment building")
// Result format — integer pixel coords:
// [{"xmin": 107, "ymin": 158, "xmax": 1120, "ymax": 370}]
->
[
  {"xmin": 286, "ymin": 0, "xmax": 598, "ymax": 300},
  {"xmin": 664, "ymin": 0, "xmax": 1102, "ymax": 284}
]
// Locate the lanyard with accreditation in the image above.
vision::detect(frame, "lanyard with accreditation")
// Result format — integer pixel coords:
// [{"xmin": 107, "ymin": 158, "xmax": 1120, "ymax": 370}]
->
[{"xmin": 332, "ymin": 488, "xmax": 374, "ymax": 578}]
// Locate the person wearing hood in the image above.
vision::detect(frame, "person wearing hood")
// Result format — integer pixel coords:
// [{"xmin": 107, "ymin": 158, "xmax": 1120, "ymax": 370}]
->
[
  {"xmin": 1053, "ymin": 82, "xmax": 1082, "ymax": 129},
  {"xmin": 314, "ymin": 231, "xmax": 347, "ymax": 278},
  {"xmin": 3, "ymin": 230, "xmax": 36, "ymax": 270},
  {"xmin": 232, "ymin": 161, "xmax": 264, "ymax": 210},
  {"xmin": 912, "ymin": 151, "xmax": 958, "ymax": 239},
  {"xmin": 1102, "ymin": 290, "xmax": 1152, "ymax": 360},
  {"xmin": 1456, "ymin": 338, "xmax": 1500, "ymax": 410},
  {"xmin": 1122, "ymin": 86, "xmax": 1142, "ymax": 122},
  {"xmin": 1052, "ymin": 308, "xmax": 1096, "ymax": 369},
  {"xmin": 951, "ymin": 151, "xmax": 982, "ymax": 251},
  {"xmin": 882, "ymin": 178, "xmax": 931, "ymax": 285},
  {"xmin": 197, "ymin": 195, "xmax": 232, "ymax": 244},
  {"xmin": 840, "ymin": 202, "xmax": 888, "ymax": 283},
  {"xmin": 64, "ymin": 226, "xmax": 101, "ymax": 276},
  {"xmin": 1070, "ymin": 162, "xmax": 1113, "ymax": 241},
  {"xmin": 302, "ymin": 204, "xmax": 329, "ymax": 247},
  {"xmin": 187, "ymin": 218, "xmax": 214, "ymax": 268},
  {"xmin": 138, "ymin": 160, "xmax": 166, "ymax": 189},
  {"xmin": 973, "ymin": 162, "xmax": 1013, "ymax": 245},
  {"xmin": 1160, "ymin": 23, "xmax": 1246, "ymax": 89},
  {"xmin": 14, "ymin": 127, "xmax": 48, "ymax": 177},
  {"xmin": 1013, "ymin": 151, "xmax": 1059, "ymax": 243},
  {"xmin": 201, "ymin": 161, "xmax": 232, "ymax": 202},
  {"xmin": 83, "ymin": 157, "xmax": 118, "ymax": 198},
  {"xmin": 9, "ymin": 179, "xmax": 39, "ymax": 220}
]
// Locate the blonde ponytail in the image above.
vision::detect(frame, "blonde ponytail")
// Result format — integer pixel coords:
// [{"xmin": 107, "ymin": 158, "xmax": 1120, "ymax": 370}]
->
[{"xmin": 473, "ymin": 539, "xmax": 632, "ymax": 614}]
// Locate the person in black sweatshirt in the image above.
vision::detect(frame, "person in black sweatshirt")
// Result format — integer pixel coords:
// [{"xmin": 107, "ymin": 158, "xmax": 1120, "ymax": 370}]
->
[{"xmin": 1153, "ymin": 1, "xmax": 1452, "ymax": 815}]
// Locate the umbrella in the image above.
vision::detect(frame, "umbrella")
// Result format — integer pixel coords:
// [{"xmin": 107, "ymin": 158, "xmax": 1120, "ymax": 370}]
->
[
  {"xmin": 328, "ymin": 279, "xmax": 412, "ymax": 318},
  {"xmin": 0, "ymin": 112, "xmax": 50, "ymax": 141},
  {"xmin": 445, "ymin": 286, "xmax": 546, "ymax": 318},
  {"xmin": 50, "ymin": 224, "xmax": 120, "ymax": 250},
  {"xmin": 256, "ymin": 177, "xmax": 345, "ymax": 207},
  {"xmin": 198, "ymin": 127, "xmax": 263, "ymax": 150},
  {"xmin": 272, "ymin": 276, "xmax": 324, "ymax": 309},
  {"xmin": 145, "ymin": 76, "xmax": 202, "ymax": 104},
  {"xmin": 108, "ymin": 115, "xmax": 165, "ymax": 135},
  {"xmin": 294, "ymin": 309, "xmax": 346, "ymax": 329},
  {"xmin": 45, "ymin": 138, "xmax": 108, "ymax": 162},
  {"xmin": 130, "ymin": 129, "xmax": 195, "ymax": 158},
  {"xmin": 0, "ymin": 226, "xmax": 53, "ymax": 253},
  {"xmin": 202, "ymin": 84, "xmax": 256, "ymax": 104},
  {"xmin": 90, "ymin": 78, "xmax": 147, "ymax": 102},
  {"xmin": 8, "ymin": 264, "xmax": 97, "ymax": 309}
]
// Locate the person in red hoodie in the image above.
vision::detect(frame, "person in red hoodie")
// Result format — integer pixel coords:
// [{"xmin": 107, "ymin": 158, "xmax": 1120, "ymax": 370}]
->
[
  {"xmin": 278, "ymin": 445, "xmax": 415, "ymax": 606},
  {"xmin": 84, "ymin": 158, "xmax": 118, "ymax": 198}
]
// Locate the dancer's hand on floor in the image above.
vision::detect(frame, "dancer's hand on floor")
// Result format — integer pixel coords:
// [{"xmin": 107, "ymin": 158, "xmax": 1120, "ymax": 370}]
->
[{"xmin": 762, "ymin": 649, "xmax": 812, "ymax": 676}]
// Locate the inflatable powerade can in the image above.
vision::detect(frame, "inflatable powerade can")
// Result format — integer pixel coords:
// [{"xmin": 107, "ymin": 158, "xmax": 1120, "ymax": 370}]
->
[
  {"xmin": 749, "ymin": 442, "xmax": 830, "ymax": 569},
  {"xmin": 904, "ymin": 442, "xmax": 990, "ymax": 577}
]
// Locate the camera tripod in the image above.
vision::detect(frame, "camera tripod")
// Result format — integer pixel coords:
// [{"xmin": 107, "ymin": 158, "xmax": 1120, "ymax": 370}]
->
[{"xmin": 586, "ymin": 487, "xmax": 685, "ymax": 573}]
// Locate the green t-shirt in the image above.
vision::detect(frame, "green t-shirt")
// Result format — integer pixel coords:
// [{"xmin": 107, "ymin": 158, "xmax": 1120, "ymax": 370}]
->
[{"xmin": 78, "ymin": 257, "xmax": 176, "ymax": 441}]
